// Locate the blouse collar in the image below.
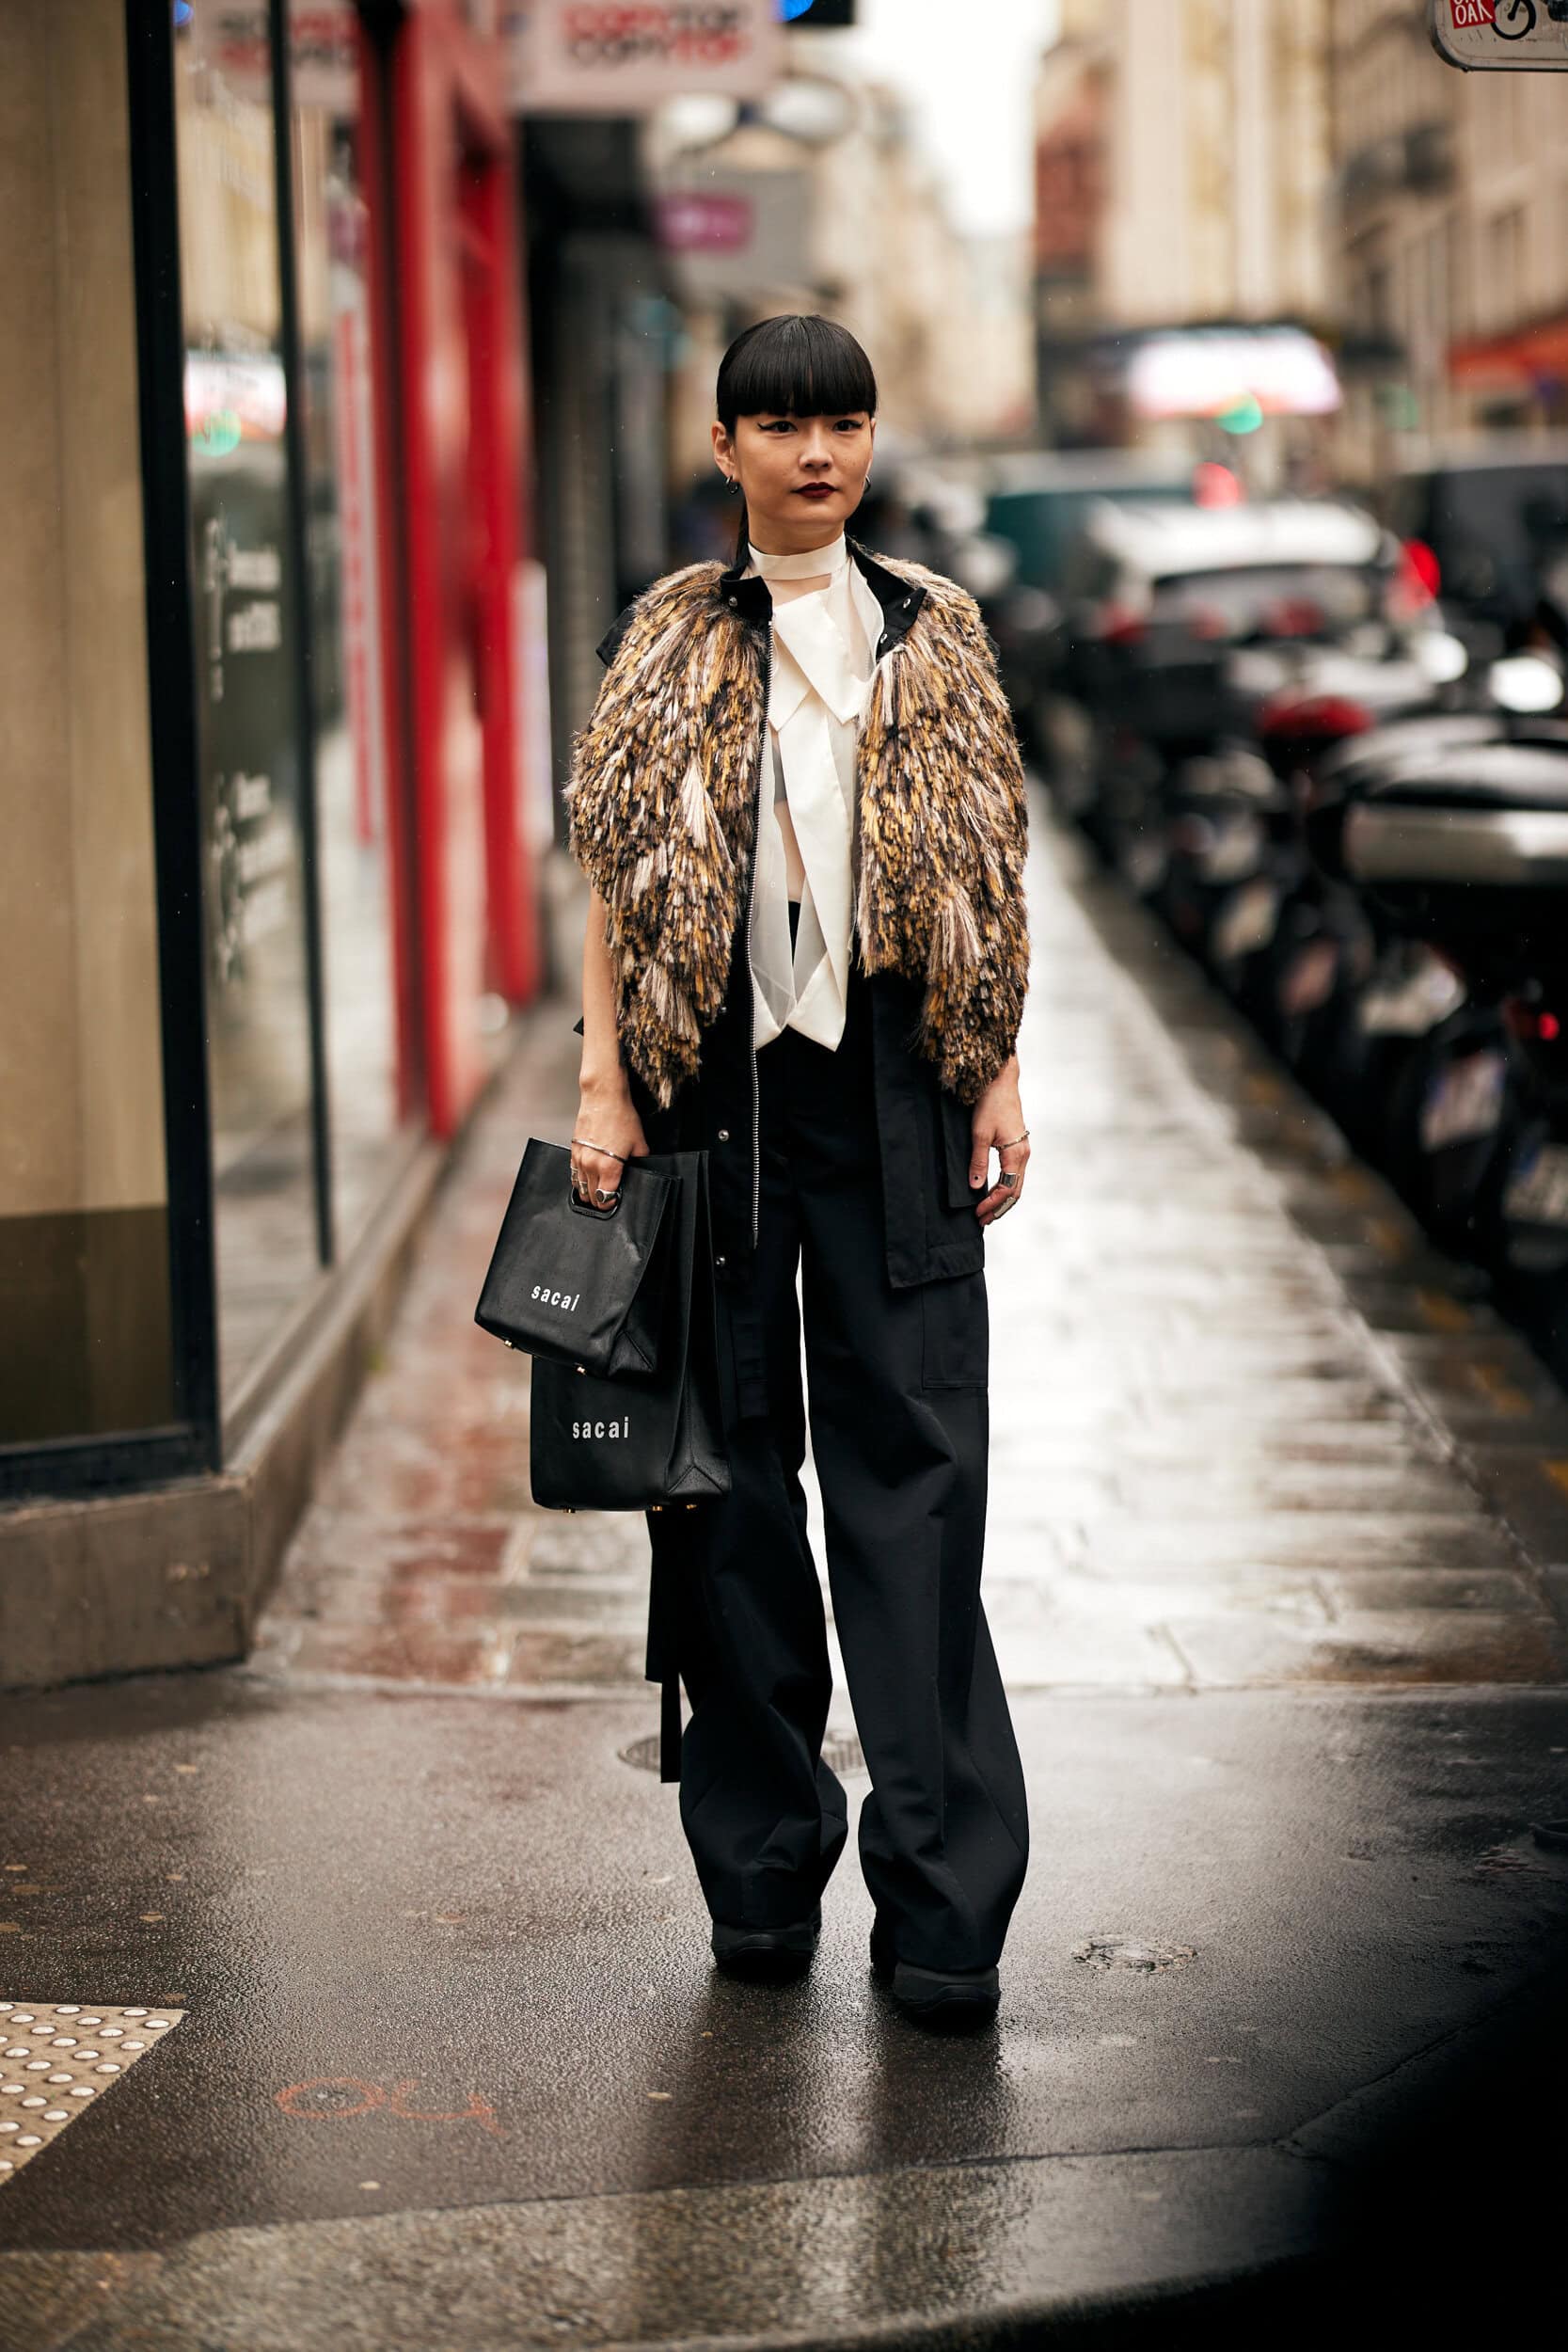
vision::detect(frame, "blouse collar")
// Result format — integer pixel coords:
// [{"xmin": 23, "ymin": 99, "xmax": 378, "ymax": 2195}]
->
[
  {"xmin": 746, "ymin": 533, "xmax": 848, "ymax": 582},
  {"xmin": 708, "ymin": 536, "xmax": 928, "ymax": 663}
]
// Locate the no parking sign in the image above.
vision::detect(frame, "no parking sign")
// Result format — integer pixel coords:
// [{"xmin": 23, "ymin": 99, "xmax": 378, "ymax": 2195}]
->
[{"xmin": 1430, "ymin": 0, "xmax": 1568, "ymax": 68}]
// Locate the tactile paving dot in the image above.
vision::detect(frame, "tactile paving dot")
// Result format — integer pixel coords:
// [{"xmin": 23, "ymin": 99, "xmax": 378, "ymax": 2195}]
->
[{"xmin": 0, "ymin": 2002, "xmax": 183, "ymax": 2186}]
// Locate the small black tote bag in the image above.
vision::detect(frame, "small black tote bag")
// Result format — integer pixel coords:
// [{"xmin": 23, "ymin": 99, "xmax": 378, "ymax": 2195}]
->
[
  {"xmin": 526, "ymin": 1149, "xmax": 731, "ymax": 1511},
  {"xmin": 474, "ymin": 1138, "xmax": 676, "ymax": 1377}
]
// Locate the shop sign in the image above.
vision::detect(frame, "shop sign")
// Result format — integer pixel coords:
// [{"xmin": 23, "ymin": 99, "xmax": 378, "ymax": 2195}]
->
[
  {"xmin": 1127, "ymin": 326, "xmax": 1340, "ymax": 422},
  {"xmin": 652, "ymin": 164, "xmax": 809, "ymax": 296},
  {"xmin": 503, "ymin": 2, "xmax": 784, "ymax": 114},
  {"xmin": 192, "ymin": 2, "xmax": 361, "ymax": 112},
  {"xmin": 1430, "ymin": 0, "xmax": 1568, "ymax": 70},
  {"xmin": 654, "ymin": 191, "xmax": 752, "ymax": 251}
]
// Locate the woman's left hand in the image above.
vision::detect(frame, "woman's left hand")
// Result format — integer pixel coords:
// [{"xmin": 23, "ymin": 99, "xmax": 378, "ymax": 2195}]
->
[{"xmin": 969, "ymin": 1057, "xmax": 1029, "ymax": 1227}]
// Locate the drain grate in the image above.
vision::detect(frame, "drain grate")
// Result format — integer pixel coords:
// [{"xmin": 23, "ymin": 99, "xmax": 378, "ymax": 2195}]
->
[
  {"xmin": 0, "ymin": 2001, "xmax": 184, "ymax": 2186},
  {"xmin": 620, "ymin": 1730, "xmax": 867, "ymax": 1777}
]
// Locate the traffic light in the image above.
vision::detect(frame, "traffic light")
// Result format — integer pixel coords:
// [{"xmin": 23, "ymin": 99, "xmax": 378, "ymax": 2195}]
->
[{"xmin": 781, "ymin": 1, "xmax": 858, "ymax": 24}]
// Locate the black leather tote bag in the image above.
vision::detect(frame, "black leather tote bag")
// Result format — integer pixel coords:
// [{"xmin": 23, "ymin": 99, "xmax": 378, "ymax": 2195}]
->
[
  {"xmin": 475, "ymin": 1138, "xmax": 676, "ymax": 1377},
  {"xmin": 528, "ymin": 1150, "xmax": 732, "ymax": 1511}
]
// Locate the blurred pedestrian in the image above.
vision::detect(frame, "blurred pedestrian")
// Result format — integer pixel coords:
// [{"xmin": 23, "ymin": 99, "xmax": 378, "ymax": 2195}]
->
[{"xmin": 563, "ymin": 314, "xmax": 1032, "ymax": 2030}]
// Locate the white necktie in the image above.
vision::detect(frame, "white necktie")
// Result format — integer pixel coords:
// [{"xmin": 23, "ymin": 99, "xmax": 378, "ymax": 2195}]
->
[{"xmin": 746, "ymin": 536, "xmax": 880, "ymax": 1053}]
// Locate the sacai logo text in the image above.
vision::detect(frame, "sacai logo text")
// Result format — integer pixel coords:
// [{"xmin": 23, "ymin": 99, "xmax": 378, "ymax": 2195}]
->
[
  {"xmin": 533, "ymin": 1283, "xmax": 581, "ymax": 1311},
  {"xmin": 574, "ymin": 1418, "xmax": 631, "ymax": 1439}
]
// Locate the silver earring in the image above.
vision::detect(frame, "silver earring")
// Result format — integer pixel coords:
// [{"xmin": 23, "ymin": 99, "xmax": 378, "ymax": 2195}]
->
[
  {"xmin": 724, "ymin": 475, "xmax": 738, "ymax": 495},
  {"xmin": 863, "ymin": 469, "xmax": 872, "ymax": 488}
]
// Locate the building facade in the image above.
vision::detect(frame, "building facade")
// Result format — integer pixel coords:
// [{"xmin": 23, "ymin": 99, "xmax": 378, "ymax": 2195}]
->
[
  {"xmin": 1032, "ymin": 0, "xmax": 1334, "ymax": 465},
  {"xmin": 1328, "ymin": 0, "xmax": 1568, "ymax": 480}
]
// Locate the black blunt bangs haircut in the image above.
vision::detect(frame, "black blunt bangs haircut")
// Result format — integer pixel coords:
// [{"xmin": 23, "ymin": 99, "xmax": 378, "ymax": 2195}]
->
[{"xmin": 717, "ymin": 314, "xmax": 878, "ymax": 429}]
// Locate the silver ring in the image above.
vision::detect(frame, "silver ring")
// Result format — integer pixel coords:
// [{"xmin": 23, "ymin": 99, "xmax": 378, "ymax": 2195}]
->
[
  {"xmin": 594, "ymin": 1186, "xmax": 619, "ymax": 1204},
  {"xmin": 998, "ymin": 1172, "xmax": 1018, "ymax": 1188}
]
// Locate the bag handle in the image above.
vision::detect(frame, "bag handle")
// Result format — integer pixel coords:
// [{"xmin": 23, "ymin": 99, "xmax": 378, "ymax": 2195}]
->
[
  {"xmin": 567, "ymin": 1181, "xmax": 624, "ymax": 1222},
  {"xmin": 564, "ymin": 1148, "xmax": 666, "ymax": 1222}
]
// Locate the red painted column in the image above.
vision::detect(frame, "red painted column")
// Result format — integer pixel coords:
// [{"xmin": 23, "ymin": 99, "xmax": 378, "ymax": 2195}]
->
[{"xmin": 367, "ymin": 3, "xmax": 539, "ymax": 1138}]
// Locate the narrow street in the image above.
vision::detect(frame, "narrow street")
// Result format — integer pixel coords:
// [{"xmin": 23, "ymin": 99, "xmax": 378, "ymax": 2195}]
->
[{"xmin": 7, "ymin": 795, "xmax": 1568, "ymax": 2349}]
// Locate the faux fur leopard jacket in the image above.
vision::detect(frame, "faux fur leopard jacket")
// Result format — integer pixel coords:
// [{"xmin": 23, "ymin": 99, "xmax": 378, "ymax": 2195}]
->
[{"xmin": 564, "ymin": 539, "xmax": 1030, "ymax": 1110}]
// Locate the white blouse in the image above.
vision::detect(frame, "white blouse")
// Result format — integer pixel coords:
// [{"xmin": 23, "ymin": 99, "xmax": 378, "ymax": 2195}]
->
[{"xmin": 744, "ymin": 533, "xmax": 884, "ymax": 1055}]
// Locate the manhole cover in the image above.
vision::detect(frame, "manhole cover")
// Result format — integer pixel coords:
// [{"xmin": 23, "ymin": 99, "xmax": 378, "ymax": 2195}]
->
[
  {"xmin": 619, "ymin": 1731, "xmax": 868, "ymax": 1777},
  {"xmin": 1073, "ymin": 1936, "xmax": 1196, "ymax": 1974}
]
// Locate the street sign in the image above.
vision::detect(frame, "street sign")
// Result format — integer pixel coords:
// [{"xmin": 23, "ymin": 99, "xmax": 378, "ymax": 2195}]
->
[{"xmin": 1429, "ymin": 0, "xmax": 1568, "ymax": 70}]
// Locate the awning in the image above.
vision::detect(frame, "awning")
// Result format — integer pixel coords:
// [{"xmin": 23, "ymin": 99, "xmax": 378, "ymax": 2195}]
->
[{"xmin": 1450, "ymin": 316, "xmax": 1568, "ymax": 390}]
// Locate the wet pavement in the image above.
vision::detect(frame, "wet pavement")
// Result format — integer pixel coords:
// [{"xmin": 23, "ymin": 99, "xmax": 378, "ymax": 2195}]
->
[{"xmin": 7, "ymin": 806, "xmax": 1568, "ymax": 2348}]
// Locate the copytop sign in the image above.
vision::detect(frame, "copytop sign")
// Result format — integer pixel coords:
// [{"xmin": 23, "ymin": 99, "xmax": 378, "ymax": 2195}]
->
[
  {"xmin": 1430, "ymin": 0, "xmax": 1568, "ymax": 69},
  {"xmin": 505, "ymin": 2, "xmax": 785, "ymax": 113}
]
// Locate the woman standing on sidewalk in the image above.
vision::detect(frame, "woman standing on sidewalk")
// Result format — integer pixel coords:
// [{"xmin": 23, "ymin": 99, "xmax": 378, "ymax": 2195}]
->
[{"xmin": 564, "ymin": 315, "xmax": 1032, "ymax": 2029}]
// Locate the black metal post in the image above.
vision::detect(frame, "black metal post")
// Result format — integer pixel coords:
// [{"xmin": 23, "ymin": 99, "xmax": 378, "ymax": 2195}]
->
[
  {"xmin": 123, "ymin": 0, "xmax": 223, "ymax": 1470},
  {"xmin": 268, "ymin": 0, "xmax": 338, "ymax": 1272}
]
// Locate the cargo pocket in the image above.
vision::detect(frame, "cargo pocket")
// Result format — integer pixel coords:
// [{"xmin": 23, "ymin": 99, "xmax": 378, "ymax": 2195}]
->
[{"xmin": 920, "ymin": 1269, "xmax": 990, "ymax": 1390}]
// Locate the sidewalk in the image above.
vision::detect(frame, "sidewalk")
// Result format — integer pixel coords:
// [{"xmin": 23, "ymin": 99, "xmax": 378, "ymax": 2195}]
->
[{"xmin": 6, "ymin": 803, "xmax": 1568, "ymax": 2349}]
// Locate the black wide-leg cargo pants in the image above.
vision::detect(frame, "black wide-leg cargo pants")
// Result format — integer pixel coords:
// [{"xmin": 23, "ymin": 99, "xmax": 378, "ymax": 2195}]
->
[{"xmin": 650, "ymin": 907, "xmax": 1029, "ymax": 1976}]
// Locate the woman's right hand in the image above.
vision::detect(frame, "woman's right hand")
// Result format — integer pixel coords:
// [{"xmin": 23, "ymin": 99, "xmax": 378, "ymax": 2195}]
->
[{"xmin": 571, "ymin": 1085, "xmax": 649, "ymax": 1210}]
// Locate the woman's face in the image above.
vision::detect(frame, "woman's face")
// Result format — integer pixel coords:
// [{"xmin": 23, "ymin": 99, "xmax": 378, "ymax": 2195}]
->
[{"xmin": 712, "ymin": 409, "xmax": 875, "ymax": 551}]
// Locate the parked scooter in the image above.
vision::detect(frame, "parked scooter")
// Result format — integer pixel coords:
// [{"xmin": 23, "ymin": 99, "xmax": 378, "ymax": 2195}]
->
[
  {"xmin": 1305, "ymin": 663, "xmax": 1568, "ymax": 1264},
  {"xmin": 1148, "ymin": 622, "xmax": 1467, "ymax": 1045},
  {"xmin": 1283, "ymin": 716, "xmax": 1497, "ymax": 1151}
]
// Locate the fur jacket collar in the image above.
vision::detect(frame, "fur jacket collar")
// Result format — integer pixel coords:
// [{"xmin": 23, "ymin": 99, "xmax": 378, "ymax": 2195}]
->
[{"xmin": 564, "ymin": 539, "xmax": 1030, "ymax": 1109}]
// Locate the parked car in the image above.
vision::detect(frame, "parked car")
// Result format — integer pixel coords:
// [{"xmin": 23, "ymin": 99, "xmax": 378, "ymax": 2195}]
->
[
  {"xmin": 1051, "ymin": 496, "xmax": 1396, "ymax": 873},
  {"xmin": 1387, "ymin": 437, "xmax": 1568, "ymax": 660},
  {"xmin": 978, "ymin": 449, "xmax": 1198, "ymax": 761},
  {"xmin": 983, "ymin": 448, "xmax": 1197, "ymax": 596}
]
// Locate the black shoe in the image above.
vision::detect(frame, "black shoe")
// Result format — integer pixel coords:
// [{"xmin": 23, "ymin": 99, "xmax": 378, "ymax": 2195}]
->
[
  {"xmin": 711, "ymin": 1907, "xmax": 821, "ymax": 1982},
  {"xmin": 869, "ymin": 1915, "xmax": 1001, "ymax": 2030}
]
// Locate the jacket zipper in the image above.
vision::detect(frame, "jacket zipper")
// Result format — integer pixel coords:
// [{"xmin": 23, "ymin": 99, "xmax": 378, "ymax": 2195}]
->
[
  {"xmin": 747, "ymin": 882, "xmax": 760, "ymax": 1252},
  {"xmin": 746, "ymin": 630, "xmax": 770, "ymax": 1253}
]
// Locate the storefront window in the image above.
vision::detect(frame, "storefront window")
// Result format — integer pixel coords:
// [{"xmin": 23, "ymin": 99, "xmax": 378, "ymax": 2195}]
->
[
  {"xmin": 0, "ymin": 0, "xmax": 175, "ymax": 1446},
  {"xmin": 175, "ymin": 14, "xmax": 320, "ymax": 1401},
  {"xmin": 292, "ymin": 86, "xmax": 410, "ymax": 1248}
]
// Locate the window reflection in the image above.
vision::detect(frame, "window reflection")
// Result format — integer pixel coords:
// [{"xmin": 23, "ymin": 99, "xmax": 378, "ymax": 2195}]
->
[
  {"xmin": 292, "ymin": 97, "xmax": 410, "ymax": 1249},
  {"xmin": 176, "ymin": 21, "xmax": 319, "ymax": 1401}
]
